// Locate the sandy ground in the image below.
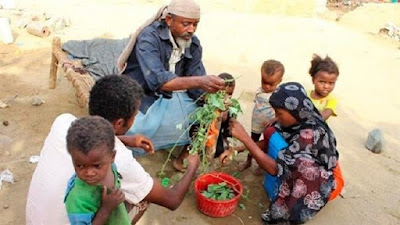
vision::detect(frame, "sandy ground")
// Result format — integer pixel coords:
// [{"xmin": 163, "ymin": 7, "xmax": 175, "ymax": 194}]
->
[{"xmin": 1, "ymin": 0, "xmax": 400, "ymax": 224}]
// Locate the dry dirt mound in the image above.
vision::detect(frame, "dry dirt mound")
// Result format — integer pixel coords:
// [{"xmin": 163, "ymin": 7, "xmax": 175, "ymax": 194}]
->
[{"xmin": 338, "ymin": 3, "xmax": 400, "ymax": 34}]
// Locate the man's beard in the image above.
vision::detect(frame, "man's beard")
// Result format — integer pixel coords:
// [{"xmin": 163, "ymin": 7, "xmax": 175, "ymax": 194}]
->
[{"xmin": 176, "ymin": 37, "xmax": 192, "ymax": 49}]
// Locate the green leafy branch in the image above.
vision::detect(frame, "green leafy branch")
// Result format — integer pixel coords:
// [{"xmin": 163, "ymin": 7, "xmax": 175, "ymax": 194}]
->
[{"xmin": 158, "ymin": 90, "xmax": 242, "ymax": 176}]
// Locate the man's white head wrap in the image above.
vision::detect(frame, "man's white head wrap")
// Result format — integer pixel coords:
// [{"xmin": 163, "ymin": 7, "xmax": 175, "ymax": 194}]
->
[
  {"xmin": 168, "ymin": 0, "xmax": 200, "ymax": 19},
  {"xmin": 117, "ymin": 0, "xmax": 200, "ymax": 73}
]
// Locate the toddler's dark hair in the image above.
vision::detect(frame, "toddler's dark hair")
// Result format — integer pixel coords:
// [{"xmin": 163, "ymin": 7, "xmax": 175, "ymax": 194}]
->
[
  {"xmin": 309, "ymin": 54, "xmax": 339, "ymax": 77},
  {"xmin": 89, "ymin": 75, "xmax": 143, "ymax": 124},
  {"xmin": 261, "ymin": 60, "xmax": 285, "ymax": 77},
  {"xmin": 218, "ymin": 72, "xmax": 235, "ymax": 86},
  {"xmin": 66, "ymin": 116, "xmax": 115, "ymax": 155}
]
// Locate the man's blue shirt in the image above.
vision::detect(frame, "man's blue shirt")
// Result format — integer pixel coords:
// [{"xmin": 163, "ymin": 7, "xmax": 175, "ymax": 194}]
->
[{"xmin": 124, "ymin": 20, "xmax": 206, "ymax": 113}]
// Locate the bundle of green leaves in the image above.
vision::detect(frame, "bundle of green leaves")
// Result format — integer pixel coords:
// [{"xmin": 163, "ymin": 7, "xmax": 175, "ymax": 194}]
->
[
  {"xmin": 201, "ymin": 182, "xmax": 236, "ymax": 201},
  {"xmin": 159, "ymin": 91, "xmax": 242, "ymax": 176},
  {"xmin": 189, "ymin": 91, "xmax": 242, "ymax": 169}
]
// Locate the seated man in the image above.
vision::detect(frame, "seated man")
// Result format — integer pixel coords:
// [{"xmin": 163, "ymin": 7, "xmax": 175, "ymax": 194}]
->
[
  {"xmin": 26, "ymin": 75, "xmax": 200, "ymax": 225},
  {"xmin": 119, "ymin": 0, "xmax": 225, "ymax": 170}
]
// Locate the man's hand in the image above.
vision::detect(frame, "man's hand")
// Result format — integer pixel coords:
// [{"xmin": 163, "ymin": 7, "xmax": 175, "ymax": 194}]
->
[
  {"xmin": 118, "ymin": 135, "xmax": 154, "ymax": 154},
  {"xmin": 198, "ymin": 76, "xmax": 225, "ymax": 93},
  {"xmin": 101, "ymin": 186, "xmax": 125, "ymax": 212},
  {"xmin": 186, "ymin": 153, "xmax": 200, "ymax": 170}
]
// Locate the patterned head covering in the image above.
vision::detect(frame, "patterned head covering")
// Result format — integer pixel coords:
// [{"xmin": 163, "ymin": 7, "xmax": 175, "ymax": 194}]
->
[
  {"xmin": 269, "ymin": 82, "xmax": 339, "ymax": 172},
  {"xmin": 269, "ymin": 82, "xmax": 323, "ymax": 123}
]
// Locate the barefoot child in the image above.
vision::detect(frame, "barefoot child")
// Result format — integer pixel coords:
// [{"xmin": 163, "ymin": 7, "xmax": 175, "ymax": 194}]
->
[
  {"xmin": 215, "ymin": 73, "xmax": 236, "ymax": 159},
  {"xmin": 308, "ymin": 54, "xmax": 339, "ymax": 121},
  {"xmin": 239, "ymin": 60, "xmax": 284, "ymax": 175},
  {"xmin": 64, "ymin": 116, "xmax": 129, "ymax": 225},
  {"xmin": 173, "ymin": 73, "xmax": 236, "ymax": 171}
]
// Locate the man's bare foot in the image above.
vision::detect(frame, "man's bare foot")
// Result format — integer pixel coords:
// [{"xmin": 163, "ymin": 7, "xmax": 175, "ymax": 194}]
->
[
  {"xmin": 172, "ymin": 160, "xmax": 186, "ymax": 172},
  {"xmin": 173, "ymin": 145, "xmax": 189, "ymax": 172},
  {"xmin": 238, "ymin": 160, "xmax": 252, "ymax": 171},
  {"xmin": 253, "ymin": 166, "xmax": 265, "ymax": 176}
]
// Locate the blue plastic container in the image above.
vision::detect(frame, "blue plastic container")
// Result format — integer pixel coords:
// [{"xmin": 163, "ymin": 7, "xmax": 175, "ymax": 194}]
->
[{"xmin": 263, "ymin": 131, "xmax": 288, "ymax": 201}]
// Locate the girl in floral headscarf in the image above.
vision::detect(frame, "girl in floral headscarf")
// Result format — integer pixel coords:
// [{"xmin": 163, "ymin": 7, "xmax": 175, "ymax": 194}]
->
[{"xmin": 229, "ymin": 82, "xmax": 343, "ymax": 224}]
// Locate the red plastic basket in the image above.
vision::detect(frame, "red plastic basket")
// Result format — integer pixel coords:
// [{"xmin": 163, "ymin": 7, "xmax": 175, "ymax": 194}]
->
[{"xmin": 194, "ymin": 172, "xmax": 243, "ymax": 217}]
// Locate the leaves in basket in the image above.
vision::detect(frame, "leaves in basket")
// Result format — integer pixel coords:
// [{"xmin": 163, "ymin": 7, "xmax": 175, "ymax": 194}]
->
[{"xmin": 201, "ymin": 182, "xmax": 235, "ymax": 201}]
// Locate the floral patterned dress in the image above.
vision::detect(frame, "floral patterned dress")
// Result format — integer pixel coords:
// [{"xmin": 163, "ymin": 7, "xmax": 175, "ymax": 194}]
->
[{"xmin": 263, "ymin": 82, "xmax": 339, "ymax": 224}]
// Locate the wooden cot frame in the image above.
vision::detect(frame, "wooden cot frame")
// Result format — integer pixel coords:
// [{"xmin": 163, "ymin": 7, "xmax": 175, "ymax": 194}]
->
[{"xmin": 49, "ymin": 37, "xmax": 95, "ymax": 108}]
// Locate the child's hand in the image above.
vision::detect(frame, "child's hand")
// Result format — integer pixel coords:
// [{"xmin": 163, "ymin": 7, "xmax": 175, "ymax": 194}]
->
[
  {"xmin": 228, "ymin": 118, "xmax": 247, "ymax": 141},
  {"xmin": 219, "ymin": 149, "xmax": 234, "ymax": 165},
  {"xmin": 101, "ymin": 186, "xmax": 125, "ymax": 212}
]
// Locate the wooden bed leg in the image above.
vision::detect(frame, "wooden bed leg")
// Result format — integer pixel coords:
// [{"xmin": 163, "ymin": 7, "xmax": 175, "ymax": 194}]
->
[{"xmin": 49, "ymin": 37, "xmax": 61, "ymax": 89}]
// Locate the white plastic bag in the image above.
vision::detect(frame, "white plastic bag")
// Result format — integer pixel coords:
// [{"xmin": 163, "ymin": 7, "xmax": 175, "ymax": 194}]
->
[{"xmin": 0, "ymin": 169, "xmax": 14, "ymax": 190}]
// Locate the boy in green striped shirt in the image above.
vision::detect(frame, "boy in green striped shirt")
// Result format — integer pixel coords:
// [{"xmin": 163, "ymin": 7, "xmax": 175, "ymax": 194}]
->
[{"xmin": 64, "ymin": 116, "xmax": 130, "ymax": 225}]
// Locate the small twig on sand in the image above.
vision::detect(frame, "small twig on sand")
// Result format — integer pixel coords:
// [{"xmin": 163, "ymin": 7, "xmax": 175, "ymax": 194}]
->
[
  {"xmin": 5, "ymin": 95, "xmax": 18, "ymax": 105},
  {"xmin": 231, "ymin": 213, "xmax": 244, "ymax": 225}
]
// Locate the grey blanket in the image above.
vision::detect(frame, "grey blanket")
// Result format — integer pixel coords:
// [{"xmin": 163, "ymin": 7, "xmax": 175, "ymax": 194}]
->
[{"xmin": 62, "ymin": 38, "xmax": 129, "ymax": 80}]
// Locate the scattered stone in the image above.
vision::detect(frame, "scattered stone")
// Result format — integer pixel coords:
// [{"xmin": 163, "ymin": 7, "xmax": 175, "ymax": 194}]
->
[
  {"xmin": 3, "ymin": 204, "xmax": 9, "ymax": 209},
  {"xmin": 3, "ymin": 120, "xmax": 9, "ymax": 126},
  {"xmin": 20, "ymin": 154, "xmax": 26, "ymax": 159},
  {"xmin": 0, "ymin": 101, "xmax": 9, "ymax": 108},
  {"xmin": 379, "ymin": 22, "xmax": 400, "ymax": 42},
  {"xmin": 365, "ymin": 128, "xmax": 384, "ymax": 154},
  {"xmin": 45, "ymin": 16, "xmax": 71, "ymax": 34},
  {"xmin": 17, "ymin": 14, "xmax": 31, "ymax": 29},
  {"xmin": 26, "ymin": 22, "xmax": 50, "ymax": 38},
  {"xmin": 32, "ymin": 96, "xmax": 45, "ymax": 106},
  {"xmin": 29, "ymin": 155, "xmax": 40, "ymax": 164}
]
